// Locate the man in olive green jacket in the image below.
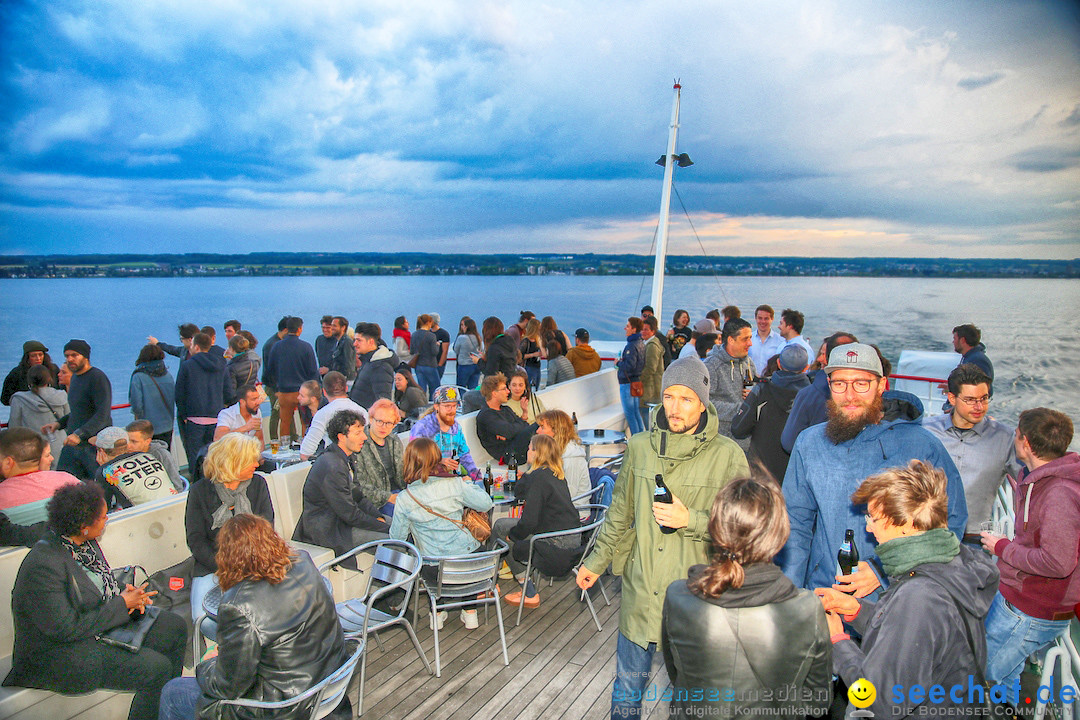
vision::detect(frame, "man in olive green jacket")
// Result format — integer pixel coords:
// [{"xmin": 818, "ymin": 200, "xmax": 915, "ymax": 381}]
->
[{"xmin": 578, "ymin": 355, "xmax": 748, "ymax": 719}]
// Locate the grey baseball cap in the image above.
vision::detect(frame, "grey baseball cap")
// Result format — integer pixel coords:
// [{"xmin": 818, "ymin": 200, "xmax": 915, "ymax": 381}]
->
[
  {"xmin": 92, "ymin": 426, "xmax": 130, "ymax": 450},
  {"xmin": 824, "ymin": 343, "xmax": 883, "ymax": 377}
]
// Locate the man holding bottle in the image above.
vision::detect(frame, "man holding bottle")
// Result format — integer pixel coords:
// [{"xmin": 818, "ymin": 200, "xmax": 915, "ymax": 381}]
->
[{"xmin": 577, "ymin": 355, "xmax": 748, "ymax": 719}]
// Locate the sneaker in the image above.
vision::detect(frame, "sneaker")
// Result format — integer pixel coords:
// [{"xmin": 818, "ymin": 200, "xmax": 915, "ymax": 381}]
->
[
  {"xmin": 460, "ymin": 610, "xmax": 479, "ymax": 629},
  {"xmin": 428, "ymin": 610, "xmax": 447, "ymax": 631},
  {"xmin": 504, "ymin": 584, "xmax": 540, "ymax": 608}
]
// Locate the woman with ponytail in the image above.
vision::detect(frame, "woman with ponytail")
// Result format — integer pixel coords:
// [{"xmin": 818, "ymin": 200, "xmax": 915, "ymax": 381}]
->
[{"xmin": 661, "ymin": 471, "xmax": 832, "ymax": 718}]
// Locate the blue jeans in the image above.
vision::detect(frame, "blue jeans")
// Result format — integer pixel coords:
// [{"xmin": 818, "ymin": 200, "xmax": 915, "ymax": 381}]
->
[
  {"xmin": 619, "ymin": 384, "xmax": 645, "ymax": 436},
  {"xmin": 611, "ymin": 632, "xmax": 657, "ymax": 718},
  {"xmin": 158, "ymin": 677, "xmax": 200, "ymax": 720},
  {"xmin": 985, "ymin": 592, "xmax": 1070, "ymax": 688},
  {"xmin": 456, "ymin": 364, "xmax": 481, "ymax": 390},
  {"xmin": 415, "ymin": 365, "xmax": 441, "ymax": 401},
  {"xmin": 525, "ymin": 365, "xmax": 541, "ymax": 390}
]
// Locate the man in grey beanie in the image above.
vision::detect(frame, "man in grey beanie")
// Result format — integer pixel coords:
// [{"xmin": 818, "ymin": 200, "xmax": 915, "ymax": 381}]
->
[{"xmin": 578, "ymin": 354, "xmax": 748, "ymax": 718}]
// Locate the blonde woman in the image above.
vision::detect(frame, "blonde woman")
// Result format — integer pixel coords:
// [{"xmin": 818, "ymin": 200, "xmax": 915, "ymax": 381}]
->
[
  {"xmin": 497, "ymin": 434, "xmax": 581, "ymax": 608},
  {"xmin": 536, "ymin": 409, "xmax": 591, "ymax": 505},
  {"xmin": 185, "ymin": 432, "xmax": 274, "ymax": 637}
]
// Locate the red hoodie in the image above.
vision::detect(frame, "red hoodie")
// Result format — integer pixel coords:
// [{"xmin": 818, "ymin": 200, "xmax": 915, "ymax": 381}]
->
[{"xmin": 994, "ymin": 452, "xmax": 1080, "ymax": 620}]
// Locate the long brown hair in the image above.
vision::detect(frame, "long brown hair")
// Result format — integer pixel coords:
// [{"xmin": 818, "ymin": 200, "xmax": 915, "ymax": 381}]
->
[
  {"xmin": 536, "ymin": 409, "xmax": 580, "ymax": 452},
  {"xmin": 216, "ymin": 514, "xmax": 296, "ymax": 591},
  {"xmin": 689, "ymin": 471, "xmax": 789, "ymax": 598},
  {"xmin": 402, "ymin": 437, "xmax": 443, "ymax": 484}
]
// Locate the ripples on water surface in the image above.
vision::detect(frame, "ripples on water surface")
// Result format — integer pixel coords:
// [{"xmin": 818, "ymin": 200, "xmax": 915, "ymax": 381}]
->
[{"xmin": 1, "ymin": 276, "xmax": 1077, "ymax": 450}]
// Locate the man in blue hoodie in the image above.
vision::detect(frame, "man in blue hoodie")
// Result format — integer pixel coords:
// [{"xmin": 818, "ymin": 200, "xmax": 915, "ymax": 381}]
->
[
  {"xmin": 780, "ymin": 343, "xmax": 968, "ymax": 598},
  {"xmin": 175, "ymin": 333, "xmax": 229, "ymax": 474}
]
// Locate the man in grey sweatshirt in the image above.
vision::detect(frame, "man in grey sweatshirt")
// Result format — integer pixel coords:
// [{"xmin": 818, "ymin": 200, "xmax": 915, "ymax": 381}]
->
[
  {"xmin": 923, "ymin": 363, "xmax": 1018, "ymax": 539},
  {"xmin": 704, "ymin": 317, "xmax": 755, "ymax": 451}
]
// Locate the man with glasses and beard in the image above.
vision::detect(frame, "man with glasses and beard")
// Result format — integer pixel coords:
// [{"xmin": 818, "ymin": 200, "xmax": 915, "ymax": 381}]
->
[{"xmin": 779, "ymin": 343, "xmax": 968, "ymax": 600}]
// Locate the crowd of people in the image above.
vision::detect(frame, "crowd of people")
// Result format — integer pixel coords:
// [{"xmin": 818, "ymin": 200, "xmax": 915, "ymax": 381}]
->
[{"xmin": 0, "ymin": 303, "xmax": 1075, "ymax": 720}]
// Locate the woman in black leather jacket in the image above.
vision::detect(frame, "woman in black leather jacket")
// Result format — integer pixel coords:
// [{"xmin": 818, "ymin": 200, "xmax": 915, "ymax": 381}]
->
[
  {"xmin": 159, "ymin": 514, "xmax": 350, "ymax": 720},
  {"xmin": 662, "ymin": 474, "xmax": 832, "ymax": 718},
  {"xmin": 4, "ymin": 483, "xmax": 187, "ymax": 720}
]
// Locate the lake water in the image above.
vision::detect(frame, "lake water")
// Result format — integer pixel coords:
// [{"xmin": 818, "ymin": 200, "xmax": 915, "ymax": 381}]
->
[{"xmin": 1, "ymin": 275, "xmax": 1078, "ymax": 449}]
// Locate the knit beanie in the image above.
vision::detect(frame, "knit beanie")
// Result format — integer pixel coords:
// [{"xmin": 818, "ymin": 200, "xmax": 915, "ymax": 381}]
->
[
  {"xmin": 64, "ymin": 339, "xmax": 91, "ymax": 358},
  {"xmin": 662, "ymin": 355, "xmax": 710, "ymax": 407}
]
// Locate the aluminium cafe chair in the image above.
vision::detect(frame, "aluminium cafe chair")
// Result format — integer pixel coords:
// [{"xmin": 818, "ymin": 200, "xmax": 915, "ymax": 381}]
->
[
  {"xmin": 410, "ymin": 540, "xmax": 510, "ymax": 677},
  {"xmin": 512, "ymin": 503, "xmax": 610, "ymax": 630},
  {"xmin": 214, "ymin": 638, "xmax": 364, "ymax": 720},
  {"xmin": 319, "ymin": 539, "xmax": 433, "ymax": 716}
]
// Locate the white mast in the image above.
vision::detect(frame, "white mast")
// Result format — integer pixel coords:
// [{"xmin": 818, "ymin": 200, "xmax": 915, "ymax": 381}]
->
[{"xmin": 650, "ymin": 81, "xmax": 683, "ymax": 322}]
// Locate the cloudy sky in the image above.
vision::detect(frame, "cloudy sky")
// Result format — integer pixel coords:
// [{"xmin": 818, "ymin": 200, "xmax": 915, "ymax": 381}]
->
[{"xmin": 1, "ymin": 0, "xmax": 1078, "ymax": 258}]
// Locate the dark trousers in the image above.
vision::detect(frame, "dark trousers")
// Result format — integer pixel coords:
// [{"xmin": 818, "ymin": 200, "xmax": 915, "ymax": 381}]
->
[
  {"xmin": 181, "ymin": 421, "xmax": 216, "ymax": 477},
  {"xmin": 57, "ymin": 442, "xmax": 99, "ymax": 481},
  {"xmin": 98, "ymin": 608, "xmax": 187, "ymax": 720}
]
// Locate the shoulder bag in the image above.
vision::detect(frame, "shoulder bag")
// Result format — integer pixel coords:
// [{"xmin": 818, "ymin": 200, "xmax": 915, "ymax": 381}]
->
[
  {"xmin": 405, "ymin": 489, "xmax": 491, "ymax": 543},
  {"xmin": 97, "ymin": 564, "xmax": 160, "ymax": 653}
]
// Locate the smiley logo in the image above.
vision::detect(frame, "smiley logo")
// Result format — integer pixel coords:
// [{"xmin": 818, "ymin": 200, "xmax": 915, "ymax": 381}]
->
[{"xmin": 848, "ymin": 678, "xmax": 876, "ymax": 709}]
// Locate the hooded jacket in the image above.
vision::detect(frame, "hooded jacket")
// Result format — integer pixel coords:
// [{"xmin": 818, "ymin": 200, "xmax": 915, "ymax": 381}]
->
[
  {"xmin": 662, "ymin": 563, "xmax": 832, "ymax": 718},
  {"xmin": 616, "ymin": 333, "xmax": 645, "ymax": 384},
  {"xmin": 582, "ymin": 402, "xmax": 749, "ymax": 647},
  {"xmin": 781, "ymin": 370, "xmax": 830, "ymax": 453},
  {"xmin": 640, "ymin": 335, "xmax": 664, "ymax": 405},
  {"xmin": 129, "ymin": 359, "xmax": 176, "ymax": 435},
  {"xmin": 704, "ymin": 343, "xmax": 755, "ymax": 442},
  {"xmin": 175, "ymin": 351, "xmax": 229, "ymax": 421},
  {"xmin": 349, "ymin": 345, "xmax": 395, "ymax": 409},
  {"xmin": 961, "ymin": 342, "xmax": 994, "ymax": 382},
  {"xmin": 779, "ymin": 391, "xmax": 968, "ymax": 594},
  {"xmin": 566, "ymin": 343, "xmax": 602, "ymax": 377},
  {"xmin": 8, "ymin": 387, "xmax": 70, "ymax": 463},
  {"xmin": 832, "ymin": 544, "xmax": 999, "ymax": 718},
  {"xmin": 993, "ymin": 452, "xmax": 1080, "ymax": 620},
  {"xmin": 389, "ymin": 475, "xmax": 494, "ymax": 560},
  {"xmin": 731, "ymin": 369, "xmax": 809, "ymax": 482}
]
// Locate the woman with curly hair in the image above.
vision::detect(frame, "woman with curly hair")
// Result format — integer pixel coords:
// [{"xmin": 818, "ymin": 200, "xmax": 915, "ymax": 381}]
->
[
  {"xmin": 4, "ymin": 482, "xmax": 187, "ymax": 720},
  {"xmin": 159, "ymin": 514, "xmax": 351, "ymax": 720},
  {"xmin": 185, "ymin": 432, "xmax": 274, "ymax": 638},
  {"xmin": 662, "ymin": 473, "xmax": 831, "ymax": 718}
]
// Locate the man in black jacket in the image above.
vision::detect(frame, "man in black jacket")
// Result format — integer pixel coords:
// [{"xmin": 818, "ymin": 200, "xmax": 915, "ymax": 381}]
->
[
  {"xmin": 475, "ymin": 373, "xmax": 536, "ymax": 464},
  {"xmin": 42, "ymin": 339, "xmax": 112, "ymax": 481},
  {"xmin": 293, "ymin": 410, "xmax": 388, "ymax": 557},
  {"xmin": 349, "ymin": 323, "xmax": 395, "ymax": 409},
  {"xmin": 266, "ymin": 317, "xmax": 319, "ymax": 444}
]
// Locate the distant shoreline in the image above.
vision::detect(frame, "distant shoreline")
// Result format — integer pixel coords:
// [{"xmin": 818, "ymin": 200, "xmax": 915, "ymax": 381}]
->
[{"xmin": 1, "ymin": 252, "xmax": 1076, "ymax": 279}]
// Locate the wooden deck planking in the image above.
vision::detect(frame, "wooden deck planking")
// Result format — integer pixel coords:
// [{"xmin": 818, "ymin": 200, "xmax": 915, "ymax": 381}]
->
[{"xmin": 348, "ymin": 573, "xmax": 626, "ymax": 720}]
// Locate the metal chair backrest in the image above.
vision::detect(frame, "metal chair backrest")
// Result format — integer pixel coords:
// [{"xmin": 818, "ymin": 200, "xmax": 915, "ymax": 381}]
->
[
  {"xmin": 216, "ymin": 638, "xmax": 364, "ymax": 719},
  {"xmin": 576, "ymin": 504, "xmax": 608, "ymax": 555},
  {"xmin": 319, "ymin": 539, "xmax": 423, "ymax": 636},
  {"xmin": 432, "ymin": 544, "xmax": 504, "ymax": 596}
]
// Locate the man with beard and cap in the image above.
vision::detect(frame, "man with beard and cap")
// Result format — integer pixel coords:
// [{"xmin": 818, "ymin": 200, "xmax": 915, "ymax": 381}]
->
[
  {"xmin": 41, "ymin": 340, "xmax": 112, "ymax": 481},
  {"xmin": 731, "ymin": 343, "xmax": 811, "ymax": 482},
  {"xmin": 781, "ymin": 331, "xmax": 858, "ymax": 453},
  {"xmin": 779, "ymin": 343, "xmax": 968, "ymax": 600},
  {"xmin": 577, "ymin": 355, "xmax": 749, "ymax": 720},
  {"xmin": 2, "ymin": 341, "xmax": 61, "ymax": 406},
  {"xmin": 410, "ymin": 385, "xmax": 481, "ymax": 480}
]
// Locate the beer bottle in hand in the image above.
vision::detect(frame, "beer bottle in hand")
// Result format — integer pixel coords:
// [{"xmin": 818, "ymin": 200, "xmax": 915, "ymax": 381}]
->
[
  {"xmin": 837, "ymin": 529, "xmax": 859, "ymax": 584},
  {"xmin": 654, "ymin": 474, "xmax": 676, "ymax": 535}
]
